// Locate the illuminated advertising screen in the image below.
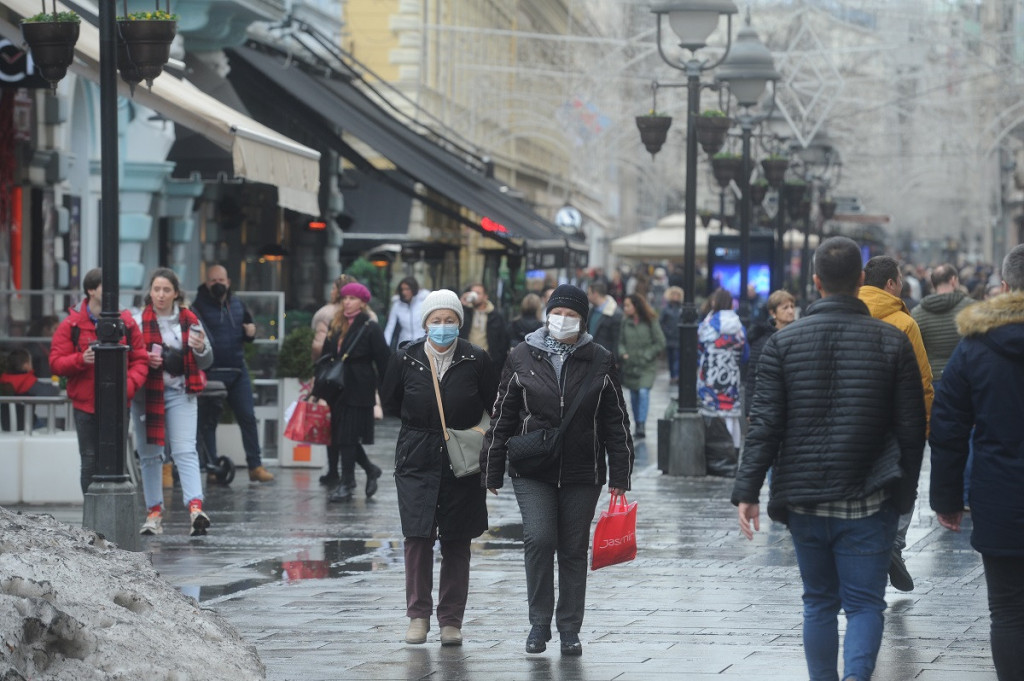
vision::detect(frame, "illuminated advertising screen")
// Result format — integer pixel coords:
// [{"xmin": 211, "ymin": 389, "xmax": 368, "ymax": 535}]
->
[{"xmin": 707, "ymin": 233, "xmax": 776, "ymax": 300}]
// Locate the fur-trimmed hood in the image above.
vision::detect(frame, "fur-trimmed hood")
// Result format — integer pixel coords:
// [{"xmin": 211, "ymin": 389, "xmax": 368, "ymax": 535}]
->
[{"xmin": 956, "ymin": 290, "xmax": 1024, "ymax": 336}]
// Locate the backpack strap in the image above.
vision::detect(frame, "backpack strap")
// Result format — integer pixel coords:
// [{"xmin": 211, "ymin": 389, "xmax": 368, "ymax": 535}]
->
[{"xmin": 72, "ymin": 319, "xmax": 133, "ymax": 350}]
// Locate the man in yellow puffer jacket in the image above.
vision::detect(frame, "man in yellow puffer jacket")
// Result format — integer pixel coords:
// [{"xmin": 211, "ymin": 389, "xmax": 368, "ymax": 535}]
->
[{"xmin": 859, "ymin": 255, "xmax": 934, "ymax": 595}]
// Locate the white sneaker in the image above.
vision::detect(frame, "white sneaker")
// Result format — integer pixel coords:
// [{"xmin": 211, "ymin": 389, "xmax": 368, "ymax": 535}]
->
[
  {"xmin": 139, "ymin": 510, "xmax": 162, "ymax": 535},
  {"xmin": 189, "ymin": 508, "xmax": 210, "ymax": 536}
]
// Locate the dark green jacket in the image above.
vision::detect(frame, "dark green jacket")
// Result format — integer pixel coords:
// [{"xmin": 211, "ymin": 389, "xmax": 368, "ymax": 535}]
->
[
  {"xmin": 911, "ymin": 290, "xmax": 975, "ymax": 380},
  {"xmin": 619, "ymin": 317, "xmax": 666, "ymax": 390}
]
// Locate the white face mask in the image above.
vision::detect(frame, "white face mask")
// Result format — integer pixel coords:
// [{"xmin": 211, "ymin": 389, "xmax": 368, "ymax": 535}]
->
[{"xmin": 547, "ymin": 314, "xmax": 581, "ymax": 341}]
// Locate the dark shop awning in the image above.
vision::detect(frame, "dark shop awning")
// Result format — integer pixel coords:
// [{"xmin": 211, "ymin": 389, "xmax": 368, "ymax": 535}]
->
[{"xmin": 226, "ymin": 44, "xmax": 567, "ymax": 245}]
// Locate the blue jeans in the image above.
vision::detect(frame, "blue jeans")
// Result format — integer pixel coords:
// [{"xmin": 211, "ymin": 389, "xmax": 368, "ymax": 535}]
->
[
  {"xmin": 73, "ymin": 408, "xmax": 98, "ymax": 493},
  {"xmin": 198, "ymin": 367, "xmax": 262, "ymax": 469},
  {"xmin": 666, "ymin": 345, "xmax": 680, "ymax": 380},
  {"xmin": 788, "ymin": 504, "xmax": 899, "ymax": 681},
  {"xmin": 132, "ymin": 389, "xmax": 203, "ymax": 509},
  {"xmin": 630, "ymin": 388, "xmax": 651, "ymax": 427}
]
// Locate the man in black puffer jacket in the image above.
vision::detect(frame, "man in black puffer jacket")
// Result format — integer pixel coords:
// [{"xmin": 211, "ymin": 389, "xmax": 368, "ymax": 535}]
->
[{"xmin": 732, "ymin": 237, "xmax": 926, "ymax": 681}]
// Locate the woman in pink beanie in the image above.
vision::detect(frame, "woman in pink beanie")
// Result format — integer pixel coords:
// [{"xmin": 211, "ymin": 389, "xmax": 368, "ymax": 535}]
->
[{"xmin": 313, "ymin": 281, "xmax": 391, "ymax": 502}]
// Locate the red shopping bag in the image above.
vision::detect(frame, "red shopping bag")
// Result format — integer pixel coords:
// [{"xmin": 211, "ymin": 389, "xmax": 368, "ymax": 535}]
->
[
  {"xmin": 284, "ymin": 400, "xmax": 332, "ymax": 445},
  {"xmin": 591, "ymin": 493, "xmax": 638, "ymax": 570}
]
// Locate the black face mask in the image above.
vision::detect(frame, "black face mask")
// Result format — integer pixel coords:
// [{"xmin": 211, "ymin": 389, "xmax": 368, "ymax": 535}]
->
[{"xmin": 210, "ymin": 283, "xmax": 228, "ymax": 299}]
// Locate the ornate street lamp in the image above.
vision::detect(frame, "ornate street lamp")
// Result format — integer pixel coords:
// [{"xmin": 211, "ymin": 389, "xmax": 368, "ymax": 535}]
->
[
  {"xmin": 794, "ymin": 130, "xmax": 842, "ymax": 302},
  {"xmin": 645, "ymin": 0, "xmax": 737, "ymax": 475},
  {"xmin": 760, "ymin": 107, "xmax": 794, "ymax": 291},
  {"xmin": 714, "ymin": 17, "xmax": 779, "ymax": 324},
  {"xmin": 86, "ymin": 0, "xmax": 136, "ymax": 549}
]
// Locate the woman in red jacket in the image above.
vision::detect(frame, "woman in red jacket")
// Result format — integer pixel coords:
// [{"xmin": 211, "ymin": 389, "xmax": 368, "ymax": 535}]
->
[{"xmin": 49, "ymin": 268, "xmax": 149, "ymax": 493}]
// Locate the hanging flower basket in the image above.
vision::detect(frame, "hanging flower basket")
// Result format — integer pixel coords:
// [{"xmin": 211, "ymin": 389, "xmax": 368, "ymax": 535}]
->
[
  {"xmin": 21, "ymin": 10, "xmax": 81, "ymax": 90},
  {"xmin": 760, "ymin": 158, "xmax": 789, "ymax": 189},
  {"xmin": 819, "ymin": 199, "xmax": 837, "ymax": 220},
  {"xmin": 783, "ymin": 182, "xmax": 807, "ymax": 221},
  {"xmin": 117, "ymin": 6, "xmax": 178, "ymax": 91},
  {"xmin": 116, "ymin": 40, "xmax": 145, "ymax": 94},
  {"xmin": 698, "ymin": 211, "xmax": 714, "ymax": 229},
  {"xmin": 636, "ymin": 115, "xmax": 673, "ymax": 157},
  {"xmin": 694, "ymin": 113, "xmax": 732, "ymax": 156},
  {"xmin": 750, "ymin": 181, "xmax": 769, "ymax": 206},
  {"xmin": 711, "ymin": 154, "xmax": 742, "ymax": 189}
]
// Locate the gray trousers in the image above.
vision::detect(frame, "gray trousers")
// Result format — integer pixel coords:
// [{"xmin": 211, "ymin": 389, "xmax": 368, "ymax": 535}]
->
[{"xmin": 512, "ymin": 477, "xmax": 602, "ymax": 634}]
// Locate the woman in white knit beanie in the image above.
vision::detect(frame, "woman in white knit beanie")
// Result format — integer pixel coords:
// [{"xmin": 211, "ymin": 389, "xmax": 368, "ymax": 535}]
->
[{"xmin": 380, "ymin": 289, "xmax": 496, "ymax": 647}]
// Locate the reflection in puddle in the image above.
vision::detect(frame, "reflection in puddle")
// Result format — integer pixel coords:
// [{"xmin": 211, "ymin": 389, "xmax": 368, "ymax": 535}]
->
[{"xmin": 183, "ymin": 524, "xmax": 526, "ymax": 601}]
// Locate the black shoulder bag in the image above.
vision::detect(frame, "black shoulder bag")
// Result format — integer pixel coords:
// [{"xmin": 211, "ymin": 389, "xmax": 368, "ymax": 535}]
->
[
  {"xmin": 505, "ymin": 357, "xmax": 602, "ymax": 475},
  {"xmin": 313, "ymin": 323, "xmax": 368, "ymax": 402}
]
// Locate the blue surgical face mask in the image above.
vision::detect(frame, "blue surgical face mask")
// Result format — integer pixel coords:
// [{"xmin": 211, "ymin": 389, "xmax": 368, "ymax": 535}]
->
[{"xmin": 427, "ymin": 323, "xmax": 459, "ymax": 347}]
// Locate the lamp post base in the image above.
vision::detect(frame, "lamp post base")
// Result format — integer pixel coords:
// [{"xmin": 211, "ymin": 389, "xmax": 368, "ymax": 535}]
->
[
  {"xmin": 83, "ymin": 481, "xmax": 140, "ymax": 552},
  {"xmin": 657, "ymin": 411, "xmax": 707, "ymax": 476}
]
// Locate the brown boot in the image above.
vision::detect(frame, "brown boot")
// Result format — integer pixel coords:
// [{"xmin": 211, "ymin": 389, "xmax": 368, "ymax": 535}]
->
[
  {"xmin": 248, "ymin": 466, "xmax": 275, "ymax": 482},
  {"xmin": 162, "ymin": 463, "xmax": 174, "ymax": 488}
]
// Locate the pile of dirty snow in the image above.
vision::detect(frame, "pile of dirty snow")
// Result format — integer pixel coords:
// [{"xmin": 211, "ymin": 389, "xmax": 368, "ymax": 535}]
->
[{"xmin": 0, "ymin": 507, "xmax": 264, "ymax": 680}]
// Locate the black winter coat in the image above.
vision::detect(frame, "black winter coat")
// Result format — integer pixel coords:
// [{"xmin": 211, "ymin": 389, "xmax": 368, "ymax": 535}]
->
[
  {"xmin": 316, "ymin": 314, "xmax": 390, "ymax": 408},
  {"xmin": 731, "ymin": 295, "xmax": 927, "ymax": 523},
  {"xmin": 481, "ymin": 329, "xmax": 635, "ymax": 490},
  {"xmin": 742, "ymin": 320, "xmax": 776, "ymax": 417},
  {"xmin": 191, "ymin": 285, "xmax": 253, "ymax": 369},
  {"xmin": 381, "ymin": 339, "xmax": 496, "ymax": 540},
  {"xmin": 460, "ymin": 306, "xmax": 510, "ymax": 369}
]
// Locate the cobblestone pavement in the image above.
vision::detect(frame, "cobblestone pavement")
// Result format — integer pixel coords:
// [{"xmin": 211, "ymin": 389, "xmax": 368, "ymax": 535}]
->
[{"xmin": 23, "ymin": 368, "xmax": 996, "ymax": 680}]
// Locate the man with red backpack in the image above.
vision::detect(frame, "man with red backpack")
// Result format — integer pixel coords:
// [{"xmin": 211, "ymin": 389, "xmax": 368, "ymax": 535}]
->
[{"xmin": 50, "ymin": 268, "xmax": 149, "ymax": 492}]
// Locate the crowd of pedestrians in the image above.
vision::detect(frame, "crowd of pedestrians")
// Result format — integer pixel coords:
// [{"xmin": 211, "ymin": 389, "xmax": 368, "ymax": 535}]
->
[{"xmin": 13, "ymin": 245, "xmax": 1022, "ymax": 678}]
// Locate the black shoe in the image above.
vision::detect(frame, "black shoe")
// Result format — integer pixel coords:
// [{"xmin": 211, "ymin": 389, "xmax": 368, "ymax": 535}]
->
[
  {"xmin": 559, "ymin": 631, "xmax": 582, "ymax": 656},
  {"xmin": 365, "ymin": 464, "xmax": 382, "ymax": 499},
  {"xmin": 319, "ymin": 472, "xmax": 340, "ymax": 486},
  {"xmin": 525, "ymin": 624, "xmax": 551, "ymax": 654},
  {"xmin": 888, "ymin": 550, "xmax": 914, "ymax": 592},
  {"xmin": 328, "ymin": 484, "xmax": 353, "ymax": 503},
  {"xmin": 634, "ymin": 423, "xmax": 646, "ymax": 440}
]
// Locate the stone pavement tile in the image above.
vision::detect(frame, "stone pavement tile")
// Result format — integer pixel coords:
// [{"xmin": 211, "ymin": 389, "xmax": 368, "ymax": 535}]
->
[{"xmin": 917, "ymin": 672, "xmax": 998, "ymax": 681}]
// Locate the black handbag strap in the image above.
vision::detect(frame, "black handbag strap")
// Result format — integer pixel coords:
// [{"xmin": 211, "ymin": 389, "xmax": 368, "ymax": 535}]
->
[
  {"xmin": 552, "ymin": 355, "xmax": 602, "ymax": 445},
  {"xmin": 337, "ymin": 322, "xmax": 368, "ymax": 363}
]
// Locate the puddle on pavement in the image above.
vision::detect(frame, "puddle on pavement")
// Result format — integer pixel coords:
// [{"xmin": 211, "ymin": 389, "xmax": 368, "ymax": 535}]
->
[{"xmin": 182, "ymin": 527, "xmax": 524, "ymax": 601}]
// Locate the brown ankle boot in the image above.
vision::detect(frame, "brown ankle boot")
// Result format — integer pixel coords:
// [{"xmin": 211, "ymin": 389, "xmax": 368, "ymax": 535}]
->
[{"xmin": 248, "ymin": 466, "xmax": 275, "ymax": 482}]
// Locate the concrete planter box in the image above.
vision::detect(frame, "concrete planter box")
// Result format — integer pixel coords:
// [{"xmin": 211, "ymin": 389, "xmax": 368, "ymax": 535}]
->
[
  {"xmin": 0, "ymin": 435, "xmax": 23, "ymax": 504},
  {"xmin": 215, "ymin": 426, "xmax": 248, "ymax": 468},
  {"xmin": 21, "ymin": 433, "xmax": 82, "ymax": 504}
]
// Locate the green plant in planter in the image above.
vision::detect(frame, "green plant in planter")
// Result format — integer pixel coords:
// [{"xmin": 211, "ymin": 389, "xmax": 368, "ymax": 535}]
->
[
  {"xmin": 23, "ymin": 11, "xmax": 80, "ymax": 22},
  {"xmin": 713, "ymin": 152, "xmax": 741, "ymax": 160},
  {"xmin": 117, "ymin": 10, "xmax": 178, "ymax": 20},
  {"xmin": 277, "ymin": 326, "xmax": 315, "ymax": 381},
  {"xmin": 699, "ymin": 109, "xmax": 727, "ymax": 118}
]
